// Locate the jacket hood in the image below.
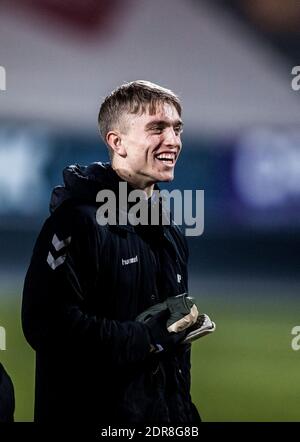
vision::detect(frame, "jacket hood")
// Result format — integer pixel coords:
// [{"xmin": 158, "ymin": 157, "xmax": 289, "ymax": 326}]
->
[
  {"xmin": 50, "ymin": 162, "xmax": 122, "ymax": 213},
  {"xmin": 49, "ymin": 161, "xmax": 163, "ymax": 213},
  {"xmin": 50, "ymin": 161, "xmax": 175, "ymax": 238}
]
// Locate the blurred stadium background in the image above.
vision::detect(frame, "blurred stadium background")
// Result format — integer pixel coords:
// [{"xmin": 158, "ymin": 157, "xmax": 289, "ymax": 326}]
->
[{"xmin": 0, "ymin": 0, "xmax": 300, "ymax": 421}]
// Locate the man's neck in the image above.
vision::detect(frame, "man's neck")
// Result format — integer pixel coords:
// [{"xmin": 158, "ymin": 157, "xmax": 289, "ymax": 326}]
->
[{"xmin": 112, "ymin": 166, "xmax": 155, "ymax": 198}]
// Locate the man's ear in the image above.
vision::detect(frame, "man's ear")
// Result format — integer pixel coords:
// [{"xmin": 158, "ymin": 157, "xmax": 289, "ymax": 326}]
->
[{"xmin": 106, "ymin": 131, "xmax": 127, "ymax": 157}]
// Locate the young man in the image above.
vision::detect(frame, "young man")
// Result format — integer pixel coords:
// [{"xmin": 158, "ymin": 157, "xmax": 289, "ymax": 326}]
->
[{"xmin": 22, "ymin": 80, "xmax": 201, "ymax": 424}]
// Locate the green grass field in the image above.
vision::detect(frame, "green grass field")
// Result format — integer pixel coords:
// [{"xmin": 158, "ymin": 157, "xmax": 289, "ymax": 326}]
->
[
  {"xmin": 1, "ymin": 282, "xmax": 300, "ymax": 422},
  {"xmin": 191, "ymin": 296, "xmax": 300, "ymax": 421}
]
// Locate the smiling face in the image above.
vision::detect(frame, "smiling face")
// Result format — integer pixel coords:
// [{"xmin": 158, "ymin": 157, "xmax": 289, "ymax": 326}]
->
[{"xmin": 109, "ymin": 102, "xmax": 183, "ymax": 193}]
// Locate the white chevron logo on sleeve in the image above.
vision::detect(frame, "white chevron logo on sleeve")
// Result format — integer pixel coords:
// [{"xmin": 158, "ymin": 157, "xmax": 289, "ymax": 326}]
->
[
  {"xmin": 47, "ymin": 234, "xmax": 72, "ymax": 270},
  {"xmin": 52, "ymin": 234, "xmax": 71, "ymax": 251},
  {"xmin": 47, "ymin": 252, "xmax": 66, "ymax": 270}
]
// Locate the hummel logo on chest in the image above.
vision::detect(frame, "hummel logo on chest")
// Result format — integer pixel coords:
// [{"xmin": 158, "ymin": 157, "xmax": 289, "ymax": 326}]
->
[{"xmin": 122, "ymin": 255, "xmax": 138, "ymax": 266}]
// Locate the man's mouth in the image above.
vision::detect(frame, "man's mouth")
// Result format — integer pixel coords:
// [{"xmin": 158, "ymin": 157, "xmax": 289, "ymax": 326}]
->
[{"xmin": 154, "ymin": 152, "xmax": 177, "ymax": 165}]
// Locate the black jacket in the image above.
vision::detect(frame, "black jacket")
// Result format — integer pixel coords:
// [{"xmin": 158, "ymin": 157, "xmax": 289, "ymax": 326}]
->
[{"xmin": 22, "ymin": 162, "xmax": 200, "ymax": 424}]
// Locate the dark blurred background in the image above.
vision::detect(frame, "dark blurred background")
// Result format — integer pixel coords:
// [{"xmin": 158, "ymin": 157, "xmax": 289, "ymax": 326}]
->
[{"xmin": 0, "ymin": 0, "xmax": 300, "ymax": 421}]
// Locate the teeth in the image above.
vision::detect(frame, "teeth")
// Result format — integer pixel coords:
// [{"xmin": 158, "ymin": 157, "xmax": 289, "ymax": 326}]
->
[{"xmin": 156, "ymin": 153, "xmax": 175, "ymax": 160}]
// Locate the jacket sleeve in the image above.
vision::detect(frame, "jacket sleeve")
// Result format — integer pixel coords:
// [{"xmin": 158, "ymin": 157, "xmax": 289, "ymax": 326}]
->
[{"xmin": 21, "ymin": 204, "xmax": 152, "ymax": 366}]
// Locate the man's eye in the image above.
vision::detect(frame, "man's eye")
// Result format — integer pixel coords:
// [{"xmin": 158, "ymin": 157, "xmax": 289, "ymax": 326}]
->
[
  {"xmin": 151, "ymin": 128, "xmax": 163, "ymax": 134},
  {"xmin": 174, "ymin": 127, "xmax": 183, "ymax": 135}
]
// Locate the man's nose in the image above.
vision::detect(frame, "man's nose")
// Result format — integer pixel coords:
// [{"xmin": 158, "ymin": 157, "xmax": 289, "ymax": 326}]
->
[{"xmin": 163, "ymin": 127, "xmax": 180, "ymax": 146}]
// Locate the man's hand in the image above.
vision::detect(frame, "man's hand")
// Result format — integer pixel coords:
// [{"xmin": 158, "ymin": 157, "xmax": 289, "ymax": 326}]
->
[{"xmin": 145, "ymin": 309, "xmax": 187, "ymax": 353}]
